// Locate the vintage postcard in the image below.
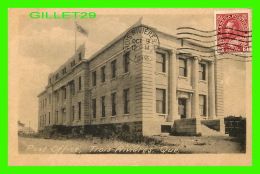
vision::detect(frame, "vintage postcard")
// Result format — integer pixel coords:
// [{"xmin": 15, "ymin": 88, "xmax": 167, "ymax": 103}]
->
[{"xmin": 8, "ymin": 8, "xmax": 252, "ymax": 166}]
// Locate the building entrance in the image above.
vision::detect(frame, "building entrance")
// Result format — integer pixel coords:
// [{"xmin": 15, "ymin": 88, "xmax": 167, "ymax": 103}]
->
[{"xmin": 178, "ymin": 98, "xmax": 187, "ymax": 119}]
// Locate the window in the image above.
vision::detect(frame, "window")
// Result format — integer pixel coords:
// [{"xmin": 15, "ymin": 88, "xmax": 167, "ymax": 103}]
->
[
  {"xmin": 101, "ymin": 66, "xmax": 106, "ymax": 83},
  {"xmin": 123, "ymin": 89, "xmax": 130, "ymax": 114},
  {"xmin": 123, "ymin": 53, "xmax": 130, "ymax": 73},
  {"xmin": 71, "ymin": 81, "xmax": 75, "ymax": 95},
  {"xmin": 71, "ymin": 60, "xmax": 75, "ymax": 67},
  {"xmin": 92, "ymin": 71, "xmax": 96, "ymax": 86},
  {"xmin": 79, "ymin": 76, "xmax": 82, "ymax": 90},
  {"xmin": 92, "ymin": 99, "xmax": 96, "ymax": 118},
  {"xmin": 45, "ymin": 99, "xmax": 47, "ymax": 108},
  {"xmin": 62, "ymin": 67, "xmax": 66, "ymax": 75},
  {"xmin": 49, "ymin": 78, "xmax": 52, "ymax": 84},
  {"xmin": 63, "ymin": 88, "xmax": 66, "ymax": 99},
  {"xmin": 199, "ymin": 63, "xmax": 206, "ymax": 81},
  {"xmin": 78, "ymin": 102, "xmax": 81, "ymax": 120},
  {"xmin": 199, "ymin": 95, "xmax": 206, "ymax": 116},
  {"xmin": 111, "ymin": 93, "xmax": 116, "ymax": 116},
  {"xmin": 111, "ymin": 60, "xmax": 117, "ymax": 78},
  {"xmin": 156, "ymin": 89, "xmax": 166, "ymax": 114},
  {"xmin": 49, "ymin": 112, "xmax": 51, "ymax": 125},
  {"xmin": 101, "ymin": 96, "xmax": 106, "ymax": 117},
  {"xmin": 179, "ymin": 58, "xmax": 187, "ymax": 77},
  {"xmin": 72, "ymin": 106, "xmax": 75, "ymax": 121},
  {"xmin": 79, "ymin": 53, "xmax": 82, "ymax": 61},
  {"xmin": 49, "ymin": 94, "xmax": 51, "ymax": 104},
  {"xmin": 156, "ymin": 52, "xmax": 166, "ymax": 72},
  {"xmin": 56, "ymin": 73, "xmax": 59, "ymax": 80}
]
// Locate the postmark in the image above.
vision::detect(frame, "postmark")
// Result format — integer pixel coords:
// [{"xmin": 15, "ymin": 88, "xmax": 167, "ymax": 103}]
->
[
  {"xmin": 123, "ymin": 26, "xmax": 160, "ymax": 62},
  {"xmin": 216, "ymin": 13, "xmax": 250, "ymax": 53}
]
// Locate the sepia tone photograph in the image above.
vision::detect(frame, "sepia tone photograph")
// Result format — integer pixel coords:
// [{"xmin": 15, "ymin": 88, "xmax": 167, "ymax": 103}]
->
[{"xmin": 8, "ymin": 8, "xmax": 252, "ymax": 166}]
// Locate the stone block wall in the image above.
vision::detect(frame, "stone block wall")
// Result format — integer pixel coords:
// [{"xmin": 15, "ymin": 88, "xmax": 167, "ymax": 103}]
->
[{"xmin": 173, "ymin": 118, "xmax": 201, "ymax": 135}]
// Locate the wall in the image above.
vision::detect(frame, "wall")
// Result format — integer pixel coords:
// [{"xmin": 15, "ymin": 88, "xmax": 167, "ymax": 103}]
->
[{"xmin": 173, "ymin": 118, "xmax": 201, "ymax": 135}]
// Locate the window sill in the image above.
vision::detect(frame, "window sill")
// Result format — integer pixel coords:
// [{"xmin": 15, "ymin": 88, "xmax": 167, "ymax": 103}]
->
[
  {"xmin": 158, "ymin": 114, "xmax": 167, "ymax": 116},
  {"xmin": 155, "ymin": 71, "xmax": 167, "ymax": 77},
  {"xmin": 110, "ymin": 116, "xmax": 117, "ymax": 118},
  {"xmin": 101, "ymin": 117, "xmax": 106, "ymax": 119},
  {"xmin": 123, "ymin": 72, "xmax": 130, "ymax": 77},
  {"xmin": 123, "ymin": 114, "xmax": 130, "ymax": 116},
  {"xmin": 101, "ymin": 82, "xmax": 106, "ymax": 85},
  {"xmin": 178, "ymin": 76, "xmax": 188, "ymax": 81},
  {"xmin": 199, "ymin": 80, "xmax": 207, "ymax": 84},
  {"xmin": 110, "ymin": 77, "xmax": 117, "ymax": 82}
]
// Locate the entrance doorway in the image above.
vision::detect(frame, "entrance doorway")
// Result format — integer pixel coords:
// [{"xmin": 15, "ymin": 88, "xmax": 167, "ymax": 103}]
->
[{"xmin": 178, "ymin": 98, "xmax": 187, "ymax": 119}]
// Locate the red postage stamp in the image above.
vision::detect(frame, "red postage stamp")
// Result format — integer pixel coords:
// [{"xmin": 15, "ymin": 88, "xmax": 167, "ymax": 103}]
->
[{"xmin": 216, "ymin": 13, "xmax": 250, "ymax": 53}]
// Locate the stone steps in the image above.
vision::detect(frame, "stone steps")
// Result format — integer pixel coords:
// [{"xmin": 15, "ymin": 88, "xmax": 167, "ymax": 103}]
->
[{"xmin": 200, "ymin": 124, "xmax": 227, "ymax": 136}]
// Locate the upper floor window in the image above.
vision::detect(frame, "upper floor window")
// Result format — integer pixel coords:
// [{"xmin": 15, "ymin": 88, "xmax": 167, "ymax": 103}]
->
[
  {"xmin": 49, "ymin": 94, "xmax": 51, "ymax": 104},
  {"xmin": 156, "ymin": 89, "xmax": 166, "ymax": 114},
  {"xmin": 63, "ymin": 88, "xmax": 66, "ymax": 99},
  {"xmin": 92, "ymin": 71, "xmax": 97, "ymax": 86},
  {"xmin": 111, "ymin": 60, "xmax": 117, "ymax": 78},
  {"xmin": 48, "ymin": 112, "xmax": 51, "ymax": 125},
  {"xmin": 79, "ymin": 76, "xmax": 82, "ymax": 90},
  {"xmin": 79, "ymin": 53, "xmax": 82, "ymax": 61},
  {"xmin": 199, "ymin": 63, "xmax": 206, "ymax": 81},
  {"xmin": 123, "ymin": 53, "xmax": 130, "ymax": 73},
  {"xmin": 62, "ymin": 67, "xmax": 66, "ymax": 75},
  {"xmin": 156, "ymin": 52, "xmax": 166, "ymax": 72},
  {"xmin": 123, "ymin": 89, "xmax": 130, "ymax": 114},
  {"xmin": 179, "ymin": 58, "xmax": 187, "ymax": 77},
  {"xmin": 71, "ymin": 60, "xmax": 75, "ymax": 67},
  {"xmin": 55, "ymin": 73, "xmax": 59, "ymax": 80},
  {"xmin": 101, "ymin": 66, "xmax": 106, "ymax": 83}
]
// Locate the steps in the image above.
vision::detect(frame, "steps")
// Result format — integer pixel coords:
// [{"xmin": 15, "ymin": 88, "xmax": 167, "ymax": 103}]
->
[{"xmin": 200, "ymin": 124, "xmax": 227, "ymax": 136}]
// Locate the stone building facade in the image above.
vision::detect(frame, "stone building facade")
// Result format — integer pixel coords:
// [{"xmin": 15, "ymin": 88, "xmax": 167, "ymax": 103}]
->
[{"xmin": 38, "ymin": 21, "xmax": 224, "ymax": 136}]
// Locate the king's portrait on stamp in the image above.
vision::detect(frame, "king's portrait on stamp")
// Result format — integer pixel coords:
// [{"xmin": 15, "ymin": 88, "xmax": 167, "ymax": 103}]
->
[{"xmin": 8, "ymin": 8, "xmax": 252, "ymax": 166}]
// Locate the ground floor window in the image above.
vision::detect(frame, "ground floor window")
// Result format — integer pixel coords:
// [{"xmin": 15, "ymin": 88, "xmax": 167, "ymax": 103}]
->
[
  {"xmin": 156, "ymin": 89, "xmax": 166, "ymax": 114},
  {"xmin": 123, "ymin": 89, "xmax": 130, "ymax": 114},
  {"xmin": 199, "ymin": 95, "xmax": 206, "ymax": 117},
  {"xmin": 101, "ymin": 96, "xmax": 106, "ymax": 117}
]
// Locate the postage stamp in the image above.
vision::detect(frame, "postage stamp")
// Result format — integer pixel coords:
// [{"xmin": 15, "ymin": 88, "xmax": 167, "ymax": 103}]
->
[
  {"xmin": 8, "ymin": 8, "xmax": 252, "ymax": 166},
  {"xmin": 216, "ymin": 12, "xmax": 251, "ymax": 53}
]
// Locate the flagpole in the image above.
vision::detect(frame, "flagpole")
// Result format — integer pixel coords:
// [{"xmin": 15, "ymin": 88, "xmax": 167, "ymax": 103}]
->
[{"xmin": 75, "ymin": 22, "xmax": 77, "ymax": 54}]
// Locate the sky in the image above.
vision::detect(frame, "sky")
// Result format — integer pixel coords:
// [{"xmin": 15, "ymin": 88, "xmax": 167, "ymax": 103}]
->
[{"xmin": 9, "ymin": 8, "xmax": 250, "ymax": 131}]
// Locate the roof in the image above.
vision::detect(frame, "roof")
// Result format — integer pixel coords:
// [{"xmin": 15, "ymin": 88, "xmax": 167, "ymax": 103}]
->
[{"xmin": 38, "ymin": 17, "xmax": 214, "ymax": 96}]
